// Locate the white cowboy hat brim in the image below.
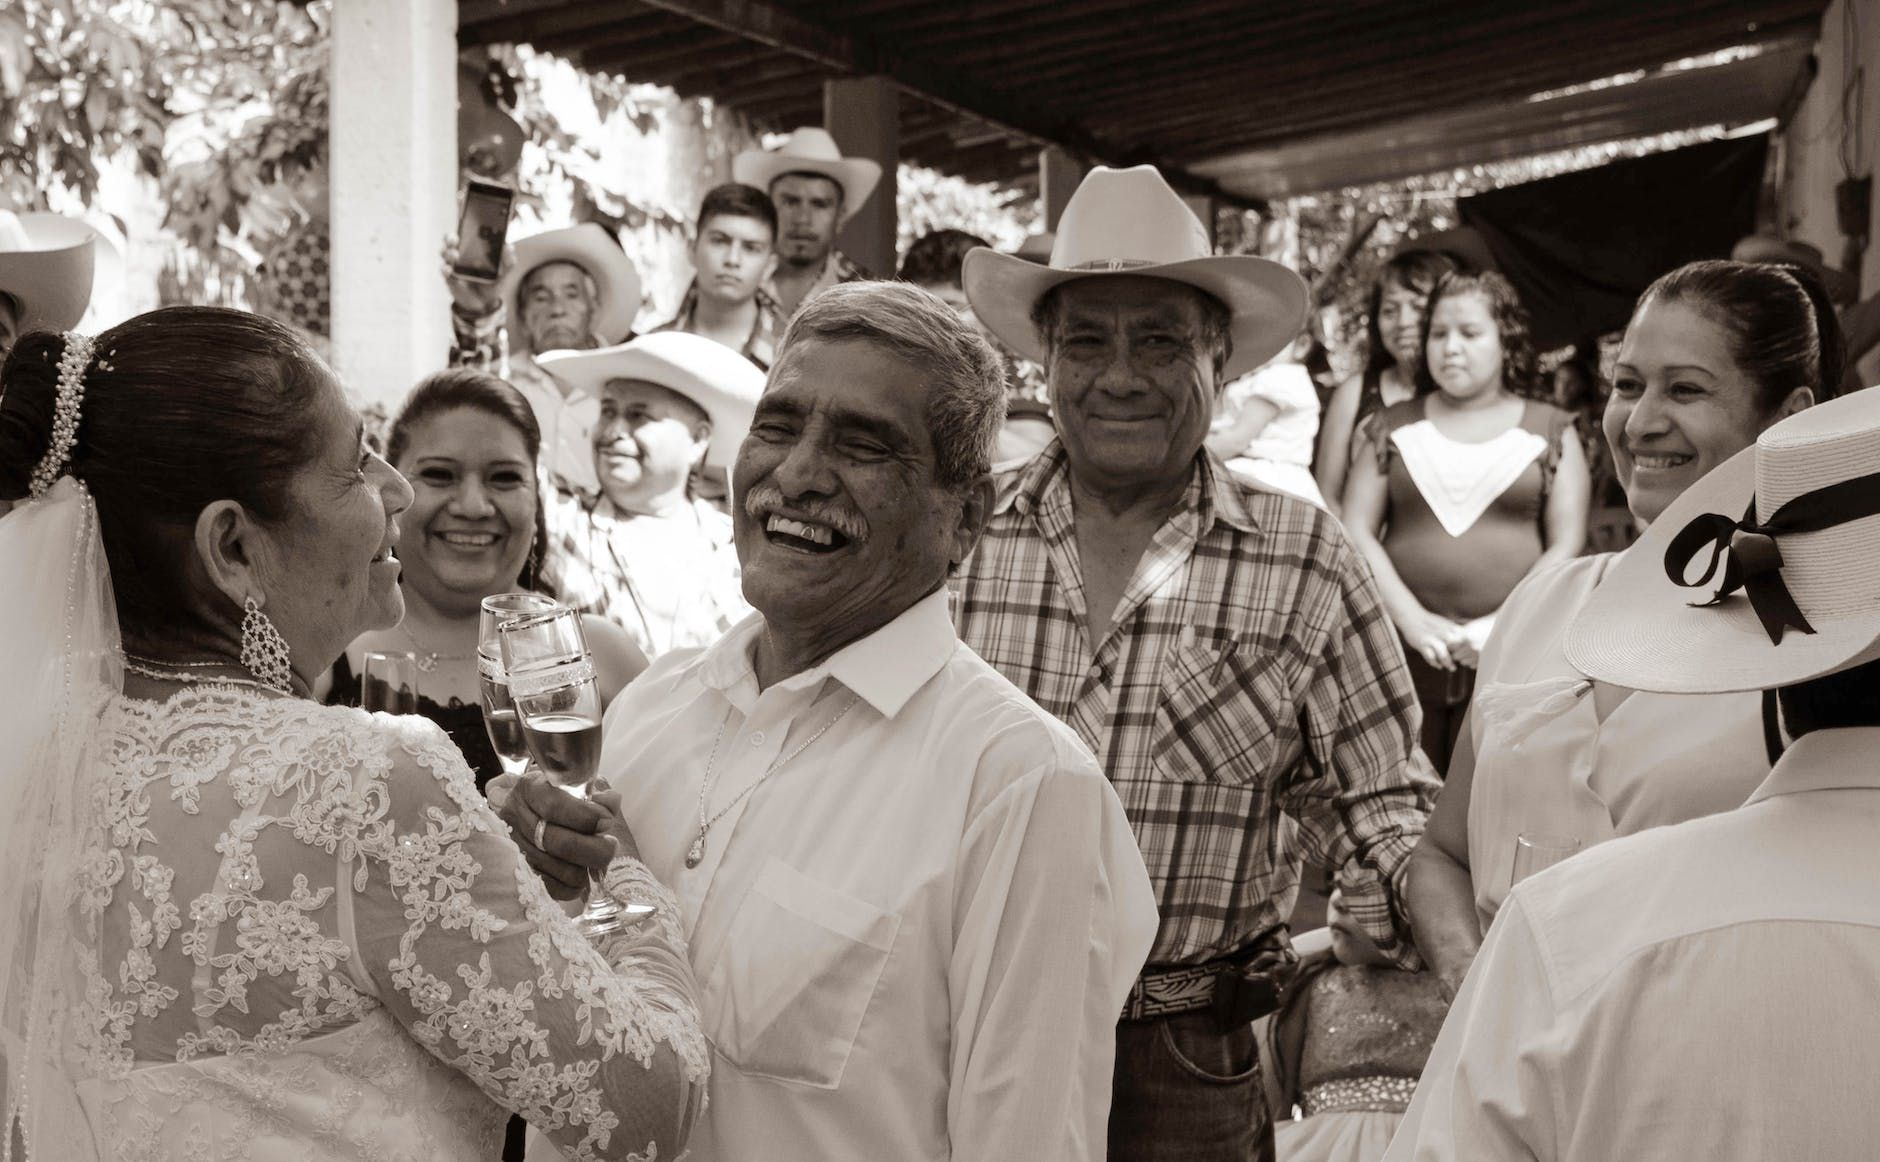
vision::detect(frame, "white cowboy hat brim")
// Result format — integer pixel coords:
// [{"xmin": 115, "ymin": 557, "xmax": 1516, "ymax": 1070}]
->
[
  {"xmin": 962, "ymin": 249, "xmax": 1310, "ymax": 381},
  {"xmin": 1565, "ymin": 444, "xmax": 1880, "ymax": 695},
  {"xmin": 504, "ymin": 223, "xmax": 641, "ymax": 350},
  {"xmin": 732, "ymin": 152, "xmax": 882, "ymax": 226},
  {"xmin": 537, "ymin": 332, "xmax": 764, "ymax": 470},
  {"xmin": 0, "ymin": 215, "xmax": 95, "ymax": 335}
]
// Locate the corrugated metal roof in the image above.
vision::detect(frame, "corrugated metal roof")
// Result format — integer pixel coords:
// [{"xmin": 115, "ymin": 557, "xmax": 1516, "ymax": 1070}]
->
[{"xmin": 459, "ymin": 0, "xmax": 1829, "ymax": 203}]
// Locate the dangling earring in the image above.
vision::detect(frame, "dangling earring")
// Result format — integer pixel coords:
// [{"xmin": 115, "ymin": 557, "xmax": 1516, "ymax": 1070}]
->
[{"xmin": 240, "ymin": 596, "xmax": 293, "ymax": 693}]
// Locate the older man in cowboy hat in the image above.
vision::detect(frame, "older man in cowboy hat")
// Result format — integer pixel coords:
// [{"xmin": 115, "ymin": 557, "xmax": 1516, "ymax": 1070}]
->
[
  {"xmin": 733, "ymin": 126, "xmax": 881, "ymax": 319},
  {"xmin": 1386, "ymin": 389, "xmax": 1880, "ymax": 1161},
  {"xmin": 535, "ymin": 331, "xmax": 760, "ymax": 658},
  {"xmin": 955, "ymin": 165, "xmax": 1437, "ymax": 1161},
  {"xmin": 448, "ymin": 222, "xmax": 643, "ymax": 497}
]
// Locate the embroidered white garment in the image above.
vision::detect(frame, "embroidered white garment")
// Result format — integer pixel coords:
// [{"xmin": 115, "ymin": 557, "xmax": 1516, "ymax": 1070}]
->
[
  {"xmin": 63, "ymin": 687, "xmax": 707, "ymax": 1161},
  {"xmin": 1389, "ymin": 420, "xmax": 1547, "ymax": 537}
]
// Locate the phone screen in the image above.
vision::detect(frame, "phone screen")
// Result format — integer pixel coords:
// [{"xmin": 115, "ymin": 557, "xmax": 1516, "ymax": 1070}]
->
[{"xmin": 455, "ymin": 180, "xmax": 515, "ymax": 283}]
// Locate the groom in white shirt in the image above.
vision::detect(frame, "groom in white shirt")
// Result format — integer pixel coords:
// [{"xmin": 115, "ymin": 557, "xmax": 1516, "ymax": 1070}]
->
[{"xmin": 508, "ymin": 279, "xmax": 1156, "ymax": 1160}]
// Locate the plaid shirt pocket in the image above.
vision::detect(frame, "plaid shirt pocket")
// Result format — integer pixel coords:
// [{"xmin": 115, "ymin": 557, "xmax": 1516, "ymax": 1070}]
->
[{"xmin": 1151, "ymin": 637, "xmax": 1288, "ymax": 787}]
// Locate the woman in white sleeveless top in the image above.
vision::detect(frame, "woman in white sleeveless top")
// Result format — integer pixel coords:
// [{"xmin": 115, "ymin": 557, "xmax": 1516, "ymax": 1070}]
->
[{"xmin": 1405, "ymin": 259, "xmax": 1848, "ymax": 998}]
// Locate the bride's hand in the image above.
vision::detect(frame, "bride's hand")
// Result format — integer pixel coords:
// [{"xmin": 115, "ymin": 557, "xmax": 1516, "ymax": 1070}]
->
[{"xmin": 497, "ymin": 773, "xmax": 619, "ymax": 900}]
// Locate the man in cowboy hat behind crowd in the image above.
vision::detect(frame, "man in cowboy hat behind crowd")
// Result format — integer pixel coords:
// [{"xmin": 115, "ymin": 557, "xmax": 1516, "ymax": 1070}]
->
[
  {"xmin": 1387, "ymin": 388, "xmax": 1880, "ymax": 1160},
  {"xmin": 955, "ymin": 165, "xmax": 1437, "ymax": 1161},
  {"xmin": 535, "ymin": 330, "xmax": 761, "ymax": 659},
  {"xmin": 734, "ymin": 126, "xmax": 881, "ymax": 319},
  {"xmin": 448, "ymin": 221, "xmax": 643, "ymax": 497}
]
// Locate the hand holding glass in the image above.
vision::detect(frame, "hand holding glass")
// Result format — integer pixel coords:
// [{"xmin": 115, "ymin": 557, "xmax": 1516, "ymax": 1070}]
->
[{"xmin": 499, "ymin": 605, "xmax": 629, "ymax": 939}]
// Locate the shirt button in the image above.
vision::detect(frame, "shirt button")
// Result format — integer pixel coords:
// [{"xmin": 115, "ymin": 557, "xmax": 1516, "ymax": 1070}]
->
[{"xmin": 749, "ymin": 731, "xmax": 766, "ymax": 746}]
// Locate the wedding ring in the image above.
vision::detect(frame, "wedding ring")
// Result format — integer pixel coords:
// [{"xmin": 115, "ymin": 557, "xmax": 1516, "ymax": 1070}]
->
[{"xmin": 533, "ymin": 818, "xmax": 548, "ymax": 851}]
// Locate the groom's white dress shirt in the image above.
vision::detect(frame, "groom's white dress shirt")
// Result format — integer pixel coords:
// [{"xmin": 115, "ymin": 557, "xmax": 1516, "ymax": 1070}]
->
[
  {"xmin": 601, "ymin": 588, "xmax": 1158, "ymax": 1160},
  {"xmin": 1385, "ymin": 726, "xmax": 1880, "ymax": 1161}
]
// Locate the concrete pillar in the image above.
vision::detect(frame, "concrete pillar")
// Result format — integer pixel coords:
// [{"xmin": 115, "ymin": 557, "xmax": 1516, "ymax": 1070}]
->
[
  {"xmin": 1183, "ymin": 194, "xmax": 1219, "ymax": 251},
  {"xmin": 1040, "ymin": 146, "xmax": 1086, "ymax": 231},
  {"xmin": 823, "ymin": 76, "xmax": 898, "ymax": 277},
  {"xmin": 329, "ymin": 0, "xmax": 457, "ymax": 410}
]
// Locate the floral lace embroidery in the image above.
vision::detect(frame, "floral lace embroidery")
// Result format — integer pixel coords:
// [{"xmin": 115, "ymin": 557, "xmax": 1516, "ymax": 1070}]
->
[{"xmin": 70, "ymin": 686, "xmax": 705, "ymax": 1161}]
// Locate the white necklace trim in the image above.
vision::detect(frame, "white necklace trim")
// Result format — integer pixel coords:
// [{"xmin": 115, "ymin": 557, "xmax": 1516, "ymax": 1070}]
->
[{"xmin": 686, "ymin": 693, "xmax": 861, "ymax": 869}]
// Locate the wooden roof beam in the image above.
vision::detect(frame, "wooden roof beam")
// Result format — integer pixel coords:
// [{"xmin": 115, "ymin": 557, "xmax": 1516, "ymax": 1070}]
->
[{"xmin": 627, "ymin": 0, "xmax": 1266, "ymax": 210}]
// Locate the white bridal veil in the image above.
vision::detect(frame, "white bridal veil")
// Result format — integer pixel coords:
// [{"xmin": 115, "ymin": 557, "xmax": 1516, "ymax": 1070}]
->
[{"xmin": 0, "ymin": 477, "xmax": 122, "ymax": 1162}]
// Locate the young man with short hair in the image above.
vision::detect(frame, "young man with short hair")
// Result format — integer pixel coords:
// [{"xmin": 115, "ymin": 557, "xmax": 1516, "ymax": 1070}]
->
[{"xmin": 655, "ymin": 183, "xmax": 784, "ymax": 369}]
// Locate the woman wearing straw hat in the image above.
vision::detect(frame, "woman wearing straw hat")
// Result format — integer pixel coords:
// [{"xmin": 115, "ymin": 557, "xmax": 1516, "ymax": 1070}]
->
[
  {"xmin": 1385, "ymin": 385, "xmax": 1880, "ymax": 1161},
  {"xmin": 1403, "ymin": 259, "xmax": 1845, "ymax": 1000}
]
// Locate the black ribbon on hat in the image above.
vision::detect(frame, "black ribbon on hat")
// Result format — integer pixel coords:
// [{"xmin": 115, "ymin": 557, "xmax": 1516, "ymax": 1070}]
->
[{"xmin": 1664, "ymin": 471, "xmax": 1880, "ymax": 645}]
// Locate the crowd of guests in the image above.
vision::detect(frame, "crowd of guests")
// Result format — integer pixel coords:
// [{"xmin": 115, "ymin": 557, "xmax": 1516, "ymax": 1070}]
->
[{"xmin": 0, "ymin": 123, "xmax": 1877, "ymax": 1162}]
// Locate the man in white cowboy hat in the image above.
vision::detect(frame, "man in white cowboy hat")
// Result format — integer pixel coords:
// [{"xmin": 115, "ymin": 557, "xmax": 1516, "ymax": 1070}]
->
[
  {"xmin": 1385, "ymin": 388, "xmax": 1880, "ymax": 1162},
  {"xmin": 733, "ymin": 126, "xmax": 881, "ymax": 319},
  {"xmin": 448, "ymin": 221, "xmax": 643, "ymax": 497},
  {"xmin": 954, "ymin": 164, "xmax": 1437, "ymax": 1161},
  {"xmin": 535, "ymin": 330, "xmax": 760, "ymax": 658}
]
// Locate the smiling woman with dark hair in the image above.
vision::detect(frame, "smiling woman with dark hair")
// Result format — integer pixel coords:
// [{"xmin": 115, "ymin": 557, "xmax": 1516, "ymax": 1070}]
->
[
  {"xmin": 324, "ymin": 367, "xmax": 647, "ymax": 794},
  {"xmin": 1404, "ymin": 258, "xmax": 1843, "ymax": 1001}
]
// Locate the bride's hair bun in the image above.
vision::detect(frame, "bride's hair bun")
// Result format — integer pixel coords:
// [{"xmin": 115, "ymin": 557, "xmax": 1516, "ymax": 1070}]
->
[{"xmin": 0, "ymin": 333, "xmax": 71, "ymax": 502}]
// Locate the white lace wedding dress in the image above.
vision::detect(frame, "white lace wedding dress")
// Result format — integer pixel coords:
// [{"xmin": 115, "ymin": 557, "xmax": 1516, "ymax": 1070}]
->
[{"xmin": 58, "ymin": 684, "xmax": 707, "ymax": 1161}]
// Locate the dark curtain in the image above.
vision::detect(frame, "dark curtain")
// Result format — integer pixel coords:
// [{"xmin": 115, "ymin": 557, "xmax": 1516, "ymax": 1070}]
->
[{"xmin": 1459, "ymin": 135, "xmax": 1769, "ymax": 350}]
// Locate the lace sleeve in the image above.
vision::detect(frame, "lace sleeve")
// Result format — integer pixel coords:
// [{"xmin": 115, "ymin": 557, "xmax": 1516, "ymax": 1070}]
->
[{"xmin": 345, "ymin": 715, "xmax": 707, "ymax": 1162}]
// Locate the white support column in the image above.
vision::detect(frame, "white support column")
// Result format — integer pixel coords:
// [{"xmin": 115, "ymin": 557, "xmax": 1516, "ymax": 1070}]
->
[
  {"xmin": 824, "ymin": 76, "xmax": 898, "ymax": 277},
  {"xmin": 1040, "ymin": 146, "xmax": 1086, "ymax": 232},
  {"xmin": 329, "ymin": 0, "xmax": 457, "ymax": 410}
]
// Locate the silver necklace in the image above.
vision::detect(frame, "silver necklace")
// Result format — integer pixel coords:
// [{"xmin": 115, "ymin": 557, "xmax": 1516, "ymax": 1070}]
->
[
  {"xmin": 687, "ymin": 694, "xmax": 860, "ymax": 869},
  {"xmin": 122, "ymin": 656, "xmax": 284, "ymax": 697},
  {"xmin": 399, "ymin": 623, "xmax": 470, "ymax": 673}
]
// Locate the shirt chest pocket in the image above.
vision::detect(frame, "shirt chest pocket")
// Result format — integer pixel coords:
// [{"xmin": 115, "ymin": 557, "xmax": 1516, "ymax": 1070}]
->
[
  {"xmin": 1150, "ymin": 639, "xmax": 1289, "ymax": 787},
  {"xmin": 703, "ymin": 857, "xmax": 901, "ymax": 1089}
]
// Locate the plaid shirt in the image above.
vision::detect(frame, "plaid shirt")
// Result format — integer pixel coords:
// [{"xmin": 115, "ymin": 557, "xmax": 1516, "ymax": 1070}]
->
[
  {"xmin": 763, "ymin": 248, "xmax": 872, "ymax": 319},
  {"xmin": 952, "ymin": 442, "xmax": 1436, "ymax": 968},
  {"xmin": 652, "ymin": 280, "xmax": 785, "ymax": 369}
]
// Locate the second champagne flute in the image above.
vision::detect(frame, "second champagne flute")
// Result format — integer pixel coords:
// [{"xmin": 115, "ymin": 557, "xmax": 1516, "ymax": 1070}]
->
[
  {"xmin": 499, "ymin": 605, "xmax": 626, "ymax": 939},
  {"xmin": 478, "ymin": 593, "xmax": 557, "ymax": 778}
]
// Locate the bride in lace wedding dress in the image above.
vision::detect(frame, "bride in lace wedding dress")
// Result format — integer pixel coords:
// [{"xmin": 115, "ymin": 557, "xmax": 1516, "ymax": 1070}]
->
[{"xmin": 0, "ymin": 308, "xmax": 707, "ymax": 1162}]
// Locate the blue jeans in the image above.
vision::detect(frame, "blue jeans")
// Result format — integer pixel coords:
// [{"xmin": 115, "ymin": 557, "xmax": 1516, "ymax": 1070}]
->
[{"xmin": 1108, "ymin": 1013, "xmax": 1272, "ymax": 1162}]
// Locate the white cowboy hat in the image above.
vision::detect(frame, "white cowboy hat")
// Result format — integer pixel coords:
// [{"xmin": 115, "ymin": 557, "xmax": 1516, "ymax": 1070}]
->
[
  {"xmin": 503, "ymin": 222, "xmax": 641, "ymax": 351},
  {"xmin": 962, "ymin": 165, "xmax": 1309, "ymax": 380},
  {"xmin": 0, "ymin": 210, "xmax": 96, "ymax": 335},
  {"xmin": 732, "ymin": 127, "xmax": 882, "ymax": 225},
  {"xmin": 1565, "ymin": 389, "xmax": 1880, "ymax": 694},
  {"xmin": 536, "ymin": 331, "xmax": 764, "ymax": 470}
]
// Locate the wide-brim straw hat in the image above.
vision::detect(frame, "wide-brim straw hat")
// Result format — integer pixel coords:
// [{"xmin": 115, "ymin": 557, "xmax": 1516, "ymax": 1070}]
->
[
  {"xmin": 536, "ymin": 331, "xmax": 764, "ymax": 470},
  {"xmin": 1565, "ymin": 388, "xmax": 1880, "ymax": 694},
  {"xmin": 0, "ymin": 210, "xmax": 96, "ymax": 335},
  {"xmin": 733, "ymin": 127, "xmax": 882, "ymax": 225},
  {"xmin": 961, "ymin": 165, "xmax": 1309, "ymax": 381},
  {"xmin": 458, "ymin": 59, "xmax": 526, "ymax": 178},
  {"xmin": 503, "ymin": 222, "xmax": 641, "ymax": 351}
]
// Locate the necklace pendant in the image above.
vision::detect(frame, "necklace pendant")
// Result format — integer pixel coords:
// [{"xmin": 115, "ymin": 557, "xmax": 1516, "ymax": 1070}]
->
[{"xmin": 685, "ymin": 836, "xmax": 705, "ymax": 868}]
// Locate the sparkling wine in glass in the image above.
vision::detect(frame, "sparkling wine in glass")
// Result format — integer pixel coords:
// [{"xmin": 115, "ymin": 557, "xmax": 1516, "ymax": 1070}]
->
[
  {"xmin": 478, "ymin": 593, "xmax": 556, "ymax": 777},
  {"xmin": 360, "ymin": 650, "xmax": 420, "ymax": 715},
  {"xmin": 499, "ymin": 604, "xmax": 629, "ymax": 939}
]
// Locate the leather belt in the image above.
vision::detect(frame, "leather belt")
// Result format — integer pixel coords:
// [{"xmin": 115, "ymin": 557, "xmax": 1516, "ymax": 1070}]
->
[{"xmin": 1121, "ymin": 930, "xmax": 1296, "ymax": 1027}]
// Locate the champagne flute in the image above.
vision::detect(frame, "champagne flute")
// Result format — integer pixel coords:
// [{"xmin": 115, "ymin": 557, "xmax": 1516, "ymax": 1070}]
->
[
  {"xmin": 499, "ymin": 604, "xmax": 629, "ymax": 939},
  {"xmin": 360, "ymin": 650, "xmax": 420, "ymax": 715},
  {"xmin": 478, "ymin": 593, "xmax": 556, "ymax": 777},
  {"xmin": 1511, "ymin": 833, "xmax": 1583, "ymax": 886}
]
